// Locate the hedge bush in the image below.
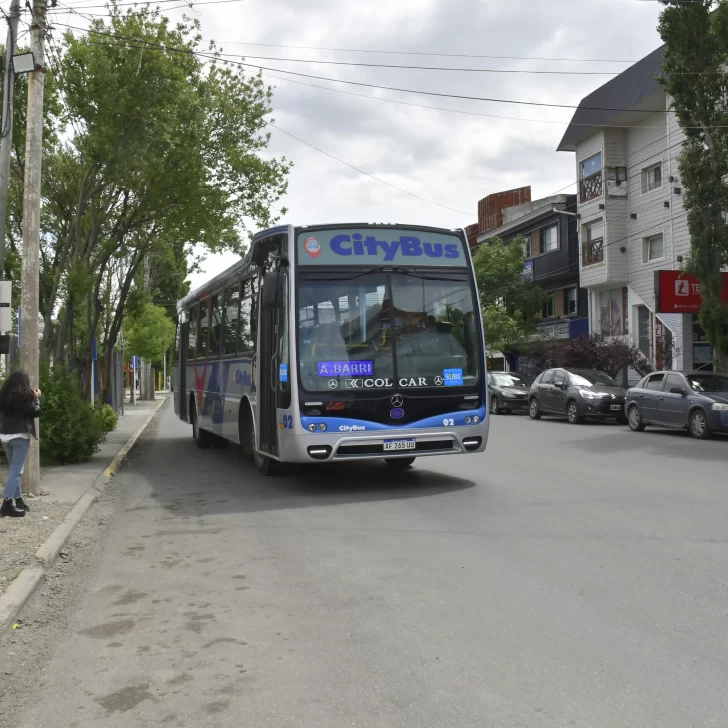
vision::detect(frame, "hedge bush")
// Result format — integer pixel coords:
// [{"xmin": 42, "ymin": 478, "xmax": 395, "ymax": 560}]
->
[
  {"xmin": 39, "ymin": 366, "xmax": 108, "ymax": 463},
  {"xmin": 96, "ymin": 402, "xmax": 119, "ymax": 433}
]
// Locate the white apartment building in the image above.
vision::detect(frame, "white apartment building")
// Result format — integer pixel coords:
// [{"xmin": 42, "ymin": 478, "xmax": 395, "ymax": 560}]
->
[{"xmin": 558, "ymin": 46, "xmax": 717, "ymax": 375}]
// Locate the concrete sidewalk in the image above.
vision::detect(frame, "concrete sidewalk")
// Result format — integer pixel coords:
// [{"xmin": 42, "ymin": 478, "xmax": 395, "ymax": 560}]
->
[{"xmin": 0, "ymin": 395, "xmax": 168, "ymax": 620}]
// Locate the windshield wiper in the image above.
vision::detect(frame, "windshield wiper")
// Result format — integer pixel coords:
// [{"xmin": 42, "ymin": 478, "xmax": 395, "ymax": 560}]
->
[
  {"xmin": 392, "ymin": 267, "xmax": 467, "ymax": 281},
  {"xmin": 302, "ymin": 266, "xmax": 388, "ymax": 282}
]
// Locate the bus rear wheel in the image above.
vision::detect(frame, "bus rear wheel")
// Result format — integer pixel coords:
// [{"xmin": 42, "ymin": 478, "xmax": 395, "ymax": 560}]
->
[
  {"xmin": 385, "ymin": 457, "xmax": 415, "ymax": 470},
  {"xmin": 191, "ymin": 399, "xmax": 214, "ymax": 449}
]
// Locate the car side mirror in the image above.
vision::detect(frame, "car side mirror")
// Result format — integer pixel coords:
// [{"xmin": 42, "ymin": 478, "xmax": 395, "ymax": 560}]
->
[{"xmin": 670, "ymin": 386, "xmax": 687, "ymax": 396}]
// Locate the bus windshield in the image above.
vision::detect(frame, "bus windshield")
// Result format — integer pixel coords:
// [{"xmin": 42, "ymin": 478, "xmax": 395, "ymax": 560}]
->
[{"xmin": 297, "ymin": 270, "xmax": 480, "ymax": 392}]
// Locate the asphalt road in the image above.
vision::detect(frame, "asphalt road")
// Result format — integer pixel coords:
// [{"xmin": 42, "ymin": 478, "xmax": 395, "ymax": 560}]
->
[{"xmin": 7, "ymin": 403, "xmax": 728, "ymax": 727}]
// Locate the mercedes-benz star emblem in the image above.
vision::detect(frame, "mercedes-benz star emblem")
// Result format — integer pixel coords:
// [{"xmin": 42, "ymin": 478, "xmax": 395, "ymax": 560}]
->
[
  {"xmin": 434, "ymin": 376, "xmax": 444, "ymax": 386},
  {"xmin": 391, "ymin": 394, "xmax": 404, "ymax": 407},
  {"xmin": 328, "ymin": 379, "xmax": 338, "ymax": 389}
]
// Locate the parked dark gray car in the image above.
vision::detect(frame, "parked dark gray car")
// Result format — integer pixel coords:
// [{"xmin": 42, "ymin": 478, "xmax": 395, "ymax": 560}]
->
[
  {"xmin": 625, "ymin": 371, "xmax": 728, "ymax": 439},
  {"xmin": 487, "ymin": 372, "xmax": 529, "ymax": 414},
  {"xmin": 528, "ymin": 368, "xmax": 628, "ymax": 424}
]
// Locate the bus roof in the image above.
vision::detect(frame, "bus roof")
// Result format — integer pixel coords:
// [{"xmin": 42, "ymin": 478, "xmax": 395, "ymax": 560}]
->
[{"xmin": 178, "ymin": 222, "xmax": 466, "ymax": 310}]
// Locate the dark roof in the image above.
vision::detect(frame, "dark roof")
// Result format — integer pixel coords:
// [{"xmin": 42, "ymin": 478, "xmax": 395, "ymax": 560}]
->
[{"xmin": 557, "ymin": 45, "xmax": 666, "ymax": 152}]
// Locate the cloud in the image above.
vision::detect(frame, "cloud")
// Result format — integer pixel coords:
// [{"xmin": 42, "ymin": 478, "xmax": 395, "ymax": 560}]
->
[{"xmin": 166, "ymin": 0, "xmax": 665, "ymax": 289}]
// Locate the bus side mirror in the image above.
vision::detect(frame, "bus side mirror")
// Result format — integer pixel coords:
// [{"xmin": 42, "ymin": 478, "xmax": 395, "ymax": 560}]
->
[
  {"xmin": 251, "ymin": 242, "xmax": 266, "ymax": 267},
  {"xmin": 261, "ymin": 271, "xmax": 280, "ymax": 310}
]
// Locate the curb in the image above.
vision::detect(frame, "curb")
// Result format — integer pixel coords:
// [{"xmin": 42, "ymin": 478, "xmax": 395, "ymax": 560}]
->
[{"xmin": 0, "ymin": 396, "xmax": 168, "ymax": 632}]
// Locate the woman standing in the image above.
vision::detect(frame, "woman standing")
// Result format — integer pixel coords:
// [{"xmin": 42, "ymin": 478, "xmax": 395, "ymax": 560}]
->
[{"xmin": 0, "ymin": 371, "xmax": 41, "ymax": 518}]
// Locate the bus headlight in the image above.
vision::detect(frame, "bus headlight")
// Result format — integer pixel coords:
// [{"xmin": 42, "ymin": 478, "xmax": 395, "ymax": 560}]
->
[
  {"xmin": 318, "ymin": 423, "xmax": 327, "ymax": 431},
  {"xmin": 465, "ymin": 416, "xmax": 472, "ymax": 424},
  {"xmin": 473, "ymin": 416, "xmax": 480, "ymax": 424},
  {"xmin": 308, "ymin": 424, "xmax": 316, "ymax": 432}
]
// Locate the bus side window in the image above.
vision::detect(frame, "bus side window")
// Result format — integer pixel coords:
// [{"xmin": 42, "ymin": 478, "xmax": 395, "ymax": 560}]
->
[
  {"xmin": 209, "ymin": 294, "xmax": 223, "ymax": 357},
  {"xmin": 197, "ymin": 299, "xmax": 210, "ymax": 360},
  {"xmin": 187, "ymin": 305, "xmax": 198, "ymax": 361},
  {"xmin": 238, "ymin": 280, "xmax": 254, "ymax": 353},
  {"xmin": 223, "ymin": 284, "xmax": 240, "ymax": 356},
  {"xmin": 250, "ymin": 277, "xmax": 259, "ymax": 346}
]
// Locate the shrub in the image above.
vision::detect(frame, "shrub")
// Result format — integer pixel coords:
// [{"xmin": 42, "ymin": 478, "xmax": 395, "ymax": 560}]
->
[
  {"xmin": 39, "ymin": 366, "xmax": 107, "ymax": 463},
  {"xmin": 95, "ymin": 402, "xmax": 119, "ymax": 433}
]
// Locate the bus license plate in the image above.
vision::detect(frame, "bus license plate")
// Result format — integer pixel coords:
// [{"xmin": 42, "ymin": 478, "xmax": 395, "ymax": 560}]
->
[{"xmin": 384, "ymin": 439, "xmax": 416, "ymax": 452}]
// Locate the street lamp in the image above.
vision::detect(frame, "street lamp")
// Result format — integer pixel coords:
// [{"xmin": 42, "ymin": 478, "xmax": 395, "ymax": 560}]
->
[{"xmin": 12, "ymin": 52, "xmax": 35, "ymax": 74}]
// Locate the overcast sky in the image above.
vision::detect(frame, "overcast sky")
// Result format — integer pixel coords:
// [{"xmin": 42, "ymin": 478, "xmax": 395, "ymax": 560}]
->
[{"xmin": 55, "ymin": 0, "xmax": 665, "ymax": 291}]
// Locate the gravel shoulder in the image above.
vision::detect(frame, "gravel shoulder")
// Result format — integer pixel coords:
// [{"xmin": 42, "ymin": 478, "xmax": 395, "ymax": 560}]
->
[{"xmin": 0, "ymin": 497, "xmax": 75, "ymax": 593}]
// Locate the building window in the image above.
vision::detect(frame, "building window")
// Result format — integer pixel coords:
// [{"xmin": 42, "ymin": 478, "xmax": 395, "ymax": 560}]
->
[
  {"xmin": 641, "ymin": 162, "xmax": 662, "ymax": 193},
  {"xmin": 540, "ymin": 225, "xmax": 558, "ymax": 254},
  {"xmin": 582, "ymin": 218, "xmax": 604, "ymax": 266},
  {"xmin": 597, "ymin": 288, "xmax": 625, "ymax": 336},
  {"xmin": 542, "ymin": 292, "xmax": 555, "ymax": 319},
  {"xmin": 565, "ymin": 287, "xmax": 578, "ymax": 315},
  {"xmin": 643, "ymin": 233, "xmax": 665, "ymax": 262},
  {"xmin": 581, "ymin": 152, "xmax": 602, "ymax": 179},
  {"xmin": 580, "ymin": 152, "xmax": 603, "ymax": 203}
]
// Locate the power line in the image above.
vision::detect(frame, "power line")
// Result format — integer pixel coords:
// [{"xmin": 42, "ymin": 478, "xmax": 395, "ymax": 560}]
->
[
  {"xmin": 271, "ymin": 123, "xmax": 471, "ymax": 217},
  {"xmin": 214, "ymin": 40, "xmax": 640, "ymax": 64},
  {"xmin": 53, "ymin": 22, "xmax": 679, "ymax": 115}
]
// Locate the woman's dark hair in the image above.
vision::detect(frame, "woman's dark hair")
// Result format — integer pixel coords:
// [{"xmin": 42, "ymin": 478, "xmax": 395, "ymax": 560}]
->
[{"xmin": 0, "ymin": 370, "xmax": 35, "ymax": 415}]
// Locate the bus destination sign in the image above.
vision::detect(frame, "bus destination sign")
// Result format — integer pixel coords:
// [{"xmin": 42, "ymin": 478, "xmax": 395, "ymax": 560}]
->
[{"xmin": 298, "ymin": 229, "xmax": 467, "ymax": 266}]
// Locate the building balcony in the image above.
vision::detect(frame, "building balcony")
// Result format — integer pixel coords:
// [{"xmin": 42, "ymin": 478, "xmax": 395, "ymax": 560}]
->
[
  {"xmin": 582, "ymin": 237, "xmax": 604, "ymax": 266},
  {"xmin": 579, "ymin": 170, "xmax": 603, "ymax": 203}
]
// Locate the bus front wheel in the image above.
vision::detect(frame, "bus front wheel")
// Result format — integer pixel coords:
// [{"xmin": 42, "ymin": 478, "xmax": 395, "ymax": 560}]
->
[
  {"xmin": 385, "ymin": 457, "xmax": 415, "ymax": 470},
  {"xmin": 254, "ymin": 451, "xmax": 281, "ymax": 476}
]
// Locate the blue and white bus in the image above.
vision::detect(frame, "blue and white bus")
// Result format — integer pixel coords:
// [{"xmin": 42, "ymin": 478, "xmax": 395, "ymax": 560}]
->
[{"xmin": 173, "ymin": 224, "xmax": 489, "ymax": 474}]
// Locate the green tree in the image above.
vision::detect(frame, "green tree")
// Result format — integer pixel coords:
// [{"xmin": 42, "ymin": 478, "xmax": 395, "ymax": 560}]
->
[
  {"xmin": 658, "ymin": 0, "xmax": 728, "ymax": 371},
  {"xmin": 472, "ymin": 236, "xmax": 545, "ymax": 353},
  {"xmin": 123, "ymin": 302, "xmax": 176, "ymax": 363},
  {"xmin": 6, "ymin": 6, "xmax": 290, "ymax": 400}
]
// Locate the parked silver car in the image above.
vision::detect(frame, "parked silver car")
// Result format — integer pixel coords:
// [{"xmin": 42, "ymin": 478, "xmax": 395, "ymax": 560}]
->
[{"xmin": 625, "ymin": 371, "xmax": 728, "ymax": 439}]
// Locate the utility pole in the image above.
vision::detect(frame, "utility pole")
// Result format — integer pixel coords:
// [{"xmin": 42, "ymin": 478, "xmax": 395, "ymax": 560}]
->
[
  {"xmin": 0, "ymin": 0, "xmax": 21, "ymax": 280},
  {"xmin": 20, "ymin": 0, "xmax": 47, "ymax": 497},
  {"xmin": 0, "ymin": 0, "xmax": 21, "ymax": 377}
]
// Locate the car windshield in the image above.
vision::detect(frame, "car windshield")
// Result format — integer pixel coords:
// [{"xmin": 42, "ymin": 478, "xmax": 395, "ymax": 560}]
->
[
  {"xmin": 297, "ymin": 270, "xmax": 480, "ymax": 392},
  {"xmin": 491, "ymin": 373, "xmax": 527, "ymax": 388},
  {"xmin": 569, "ymin": 371, "xmax": 618, "ymax": 388},
  {"xmin": 686, "ymin": 374, "xmax": 728, "ymax": 393}
]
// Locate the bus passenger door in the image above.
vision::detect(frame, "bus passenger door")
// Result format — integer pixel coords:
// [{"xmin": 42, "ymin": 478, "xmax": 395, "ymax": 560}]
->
[{"xmin": 258, "ymin": 273, "xmax": 281, "ymax": 458}]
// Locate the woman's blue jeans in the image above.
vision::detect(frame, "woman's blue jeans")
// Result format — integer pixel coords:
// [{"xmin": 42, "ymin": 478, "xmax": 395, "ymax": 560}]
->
[{"xmin": 2, "ymin": 438, "xmax": 31, "ymax": 500}]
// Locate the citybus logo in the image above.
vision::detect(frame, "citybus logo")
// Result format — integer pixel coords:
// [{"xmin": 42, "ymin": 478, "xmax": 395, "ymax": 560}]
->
[
  {"xmin": 329, "ymin": 234, "xmax": 461, "ymax": 262},
  {"xmin": 234, "ymin": 369, "xmax": 253, "ymax": 388},
  {"xmin": 304, "ymin": 237, "xmax": 321, "ymax": 258}
]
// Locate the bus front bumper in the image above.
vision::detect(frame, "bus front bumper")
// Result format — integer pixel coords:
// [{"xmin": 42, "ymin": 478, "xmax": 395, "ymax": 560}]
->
[{"xmin": 282, "ymin": 422, "xmax": 489, "ymax": 463}]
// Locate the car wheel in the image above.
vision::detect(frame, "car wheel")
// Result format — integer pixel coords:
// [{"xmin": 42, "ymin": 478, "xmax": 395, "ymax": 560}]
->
[
  {"xmin": 627, "ymin": 405, "xmax": 645, "ymax": 432},
  {"xmin": 528, "ymin": 398, "xmax": 541, "ymax": 420},
  {"xmin": 385, "ymin": 457, "xmax": 415, "ymax": 470},
  {"xmin": 489, "ymin": 396, "xmax": 499, "ymax": 415},
  {"xmin": 689, "ymin": 409, "xmax": 712, "ymax": 440},
  {"xmin": 566, "ymin": 400, "xmax": 583, "ymax": 424}
]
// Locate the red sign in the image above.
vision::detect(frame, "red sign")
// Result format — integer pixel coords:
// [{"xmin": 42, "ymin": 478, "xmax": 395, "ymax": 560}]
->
[
  {"xmin": 656, "ymin": 270, "xmax": 728, "ymax": 313},
  {"xmin": 325, "ymin": 402, "xmax": 346, "ymax": 411}
]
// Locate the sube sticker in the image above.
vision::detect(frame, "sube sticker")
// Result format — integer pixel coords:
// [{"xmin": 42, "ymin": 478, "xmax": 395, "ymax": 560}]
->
[{"xmin": 443, "ymin": 368, "xmax": 463, "ymax": 386}]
